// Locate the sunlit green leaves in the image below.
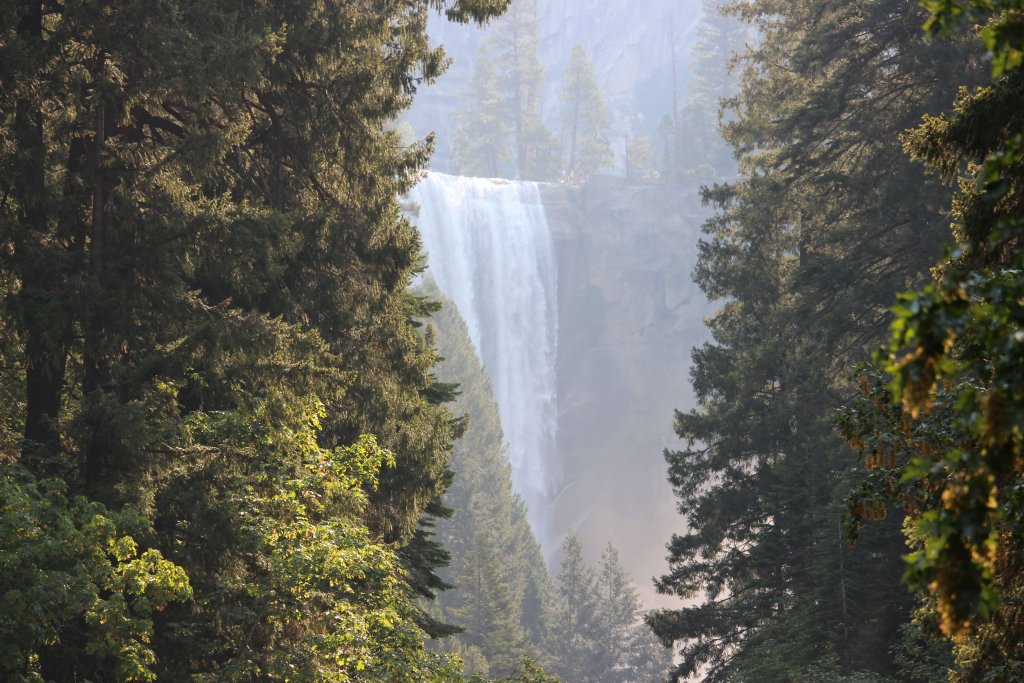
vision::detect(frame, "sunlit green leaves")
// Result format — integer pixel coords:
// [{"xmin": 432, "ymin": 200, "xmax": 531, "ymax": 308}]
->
[
  {"xmin": 921, "ymin": 0, "xmax": 1024, "ymax": 75},
  {"xmin": 845, "ymin": 0, "xmax": 1024, "ymax": 646},
  {"xmin": 0, "ymin": 465, "xmax": 191, "ymax": 682}
]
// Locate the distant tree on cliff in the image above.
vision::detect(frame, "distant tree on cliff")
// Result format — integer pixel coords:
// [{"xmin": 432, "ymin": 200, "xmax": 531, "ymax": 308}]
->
[
  {"xmin": 454, "ymin": 51, "xmax": 514, "ymax": 178},
  {"xmin": 454, "ymin": 0, "xmax": 558, "ymax": 180},
  {"xmin": 559, "ymin": 45, "xmax": 612, "ymax": 176},
  {"xmin": 625, "ymin": 135, "xmax": 657, "ymax": 182},
  {"xmin": 673, "ymin": 0, "xmax": 746, "ymax": 181}
]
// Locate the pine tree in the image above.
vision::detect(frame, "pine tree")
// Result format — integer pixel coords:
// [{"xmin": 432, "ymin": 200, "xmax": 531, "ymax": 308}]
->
[
  {"xmin": 625, "ymin": 135, "xmax": 657, "ymax": 182},
  {"xmin": 594, "ymin": 544, "xmax": 671, "ymax": 683},
  {"xmin": 838, "ymin": 2, "xmax": 1024, "ymax": 676},
  {"xmin": 673, "ymin": 0, "xmax": 746, "ymax": 181},
  {"xmin": 451, "ymin": 530, "xmax": 532, "ymax": 677},
  {"xmin": 0, "ymin": 0, "xmax": 510, "ymax": 678},
  {"xmin": 559, "ymin": 45, "xmax": 611, "ymax": 177},
  {"xmin": 473, "ymin": 0, "xmax": 558, "ymax": 180},
  {"xmin": 453, "ymin": 51, "xmax": 514, "ymax": 178},
  {"xmin": 551, "ymin": 534, "xmax": 602, "ymax": 683},
  {"xmin": 423, "ymin": 282, "xmax": 557, "ymax": 674},
  {"xmin": 648, "ymin": 1, "xmax": 983, "ymax": 680}
]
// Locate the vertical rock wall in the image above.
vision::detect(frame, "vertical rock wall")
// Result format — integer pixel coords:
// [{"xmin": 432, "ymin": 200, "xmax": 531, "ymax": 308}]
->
[{"xmin": 543, "ymin": 175, "xmax": 714, "ymax": 603}]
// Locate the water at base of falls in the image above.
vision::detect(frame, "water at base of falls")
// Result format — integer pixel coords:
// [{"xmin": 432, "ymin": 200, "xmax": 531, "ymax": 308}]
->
[{"xmin": 408, "ymin": 172, "xmax": 558, "ymax": 547}]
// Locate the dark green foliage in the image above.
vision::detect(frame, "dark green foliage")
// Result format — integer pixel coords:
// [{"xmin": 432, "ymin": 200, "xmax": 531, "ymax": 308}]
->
[
  {"xmin": 0, "ymin": 0, "xmax": 508, "ymax": 678},
  {"xmin": 838, "ymin": 1, "xmax": 1024, "ymax": 676},
  {"xmin": 452, "ymin": 0, "xmax": 558, "ymax": 180},
  {"xmin": 423, "ymin": 283, "xmax": 556, "ymax": 677},
  {"xmin": 650, "ymin": 1, "xmax": 983, "ymax": 680}
]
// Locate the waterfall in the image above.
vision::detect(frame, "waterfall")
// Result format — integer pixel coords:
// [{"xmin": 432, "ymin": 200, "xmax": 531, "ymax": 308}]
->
[{"xmin": 409, "ymin": 172, "xmax": 558, "ymax": 543}]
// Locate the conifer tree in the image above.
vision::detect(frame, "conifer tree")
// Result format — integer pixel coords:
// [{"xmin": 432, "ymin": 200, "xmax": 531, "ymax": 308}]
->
[
  {"xmin": 838, "ymin": 2, "xmax": 1024, "ymax": 677},
  {"xmin": 559, "ymin": 45, "xmax": 612, "ymax": 177},
  {"xmin": 0, "ymin": 0, "xmax": 511, "ymax": 678},
  {"xmin": 453, "ymin": 51, "xmax": 514, "ymax": 178},
  {"xmin": 456, "ymin": 0, "xmax": 557, "ymax": 180},
  {"xmin": 594, "ymin": 544, "xmax": 671, "ymax": 682},
  {"xmin": 551, "ymin": 534, "xmax": 602, "ymax": 683},
  {"xmin": 673, "ymin": 0, "xmax": 746, "ymax": 181},
  {"xmin": 648, "ymin": 1, "xmax": 983, "ymax": 680},
  {"xmin": 423, "ymin": 283, "xmax": 557, "ymax": 675}
]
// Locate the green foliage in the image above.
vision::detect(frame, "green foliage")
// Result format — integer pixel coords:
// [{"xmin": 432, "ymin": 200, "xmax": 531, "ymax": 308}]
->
[
  {"xmin": 667, "ymin": 0, "xmax": 746, "ymax": 182},
  {"xmin": 890, "ymin": 615, "xmax": 958, "ymax": 682},
  {"xmin": 592, "ymin": 544, "xmax": 672, "ymax": 682},
  {"xmin": 0, "ymin": 464, "xmax": 190, "ymax": 682},
  {"xmin": 423, "ymin": 283, "xmax": 556, "ymax": 676},
  {"xmin": 625, "ymin": 136, "xmax": 658, "ymax": 182},
  {"xmin": 651, "ymin": 1, "xmax": 981, "ymax": 680},
  {"xmin": 454, "ymin": 52, "xmax": 514, "ymax": 178},
  {"xmin": 173, "ymin": 413, "xmax": 466, "ymax": 681},
  {"xmin": 453, "ymin": 0, "xmax": 558, "ymax": 180},
  {"xmin": 424, "ymin": 291, "xmax": 666, "ymax": 682},
  {"xmin": 550, "ymin": 536, "xmax": 670, "ymax": 683},
  {"xmin": 559, "ymin": 45, "xmax": 612, "ymax": 176},
  {"xmin": 551, "ymin": 535, "xmax": 601, "ymax": 681},
  {"xmin": 472, "ymin": 658, "xmax": 561, "ymax": 683},
  {"xmin": 838, "ymin": 0, "xmax": 1024, "ymax": 668},
  {"xmin": 0, "ymin": 0, "xmax": 509, "ymax": 679},
  {"xmin": 921, "ymin": 0, "xmax": 1024, "ymax": 75}
]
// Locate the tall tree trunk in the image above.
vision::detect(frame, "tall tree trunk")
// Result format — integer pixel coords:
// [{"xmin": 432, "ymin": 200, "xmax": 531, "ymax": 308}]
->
[
  {"xmin": 83, "ymin": 86, "xmax": 106, "ymax": 494},
  {"xmin": 15, "ymin": 0, "xmax": 65, "ymax": 462}
]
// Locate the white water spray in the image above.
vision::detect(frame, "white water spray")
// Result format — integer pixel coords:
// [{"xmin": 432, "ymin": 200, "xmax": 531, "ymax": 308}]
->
[{"xmin": 409, "ymin": 172, "xmax": 558, "ymax": 543}]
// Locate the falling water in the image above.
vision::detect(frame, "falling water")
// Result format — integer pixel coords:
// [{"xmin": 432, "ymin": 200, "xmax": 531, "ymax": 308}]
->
[{"xmin": 409, "ymin": 172, "xmax": 558, "ymax": 543}]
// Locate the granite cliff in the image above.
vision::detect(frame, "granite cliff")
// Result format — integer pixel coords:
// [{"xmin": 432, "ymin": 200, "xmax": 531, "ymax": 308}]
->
[{"xmin": 543, "ymin": 175, "xmax": 714, "ymax": 602}]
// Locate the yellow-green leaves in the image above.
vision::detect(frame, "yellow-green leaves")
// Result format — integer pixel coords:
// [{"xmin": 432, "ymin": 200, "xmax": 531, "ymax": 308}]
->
[
  {"xmin": 0, "ymin": 465, "xmax": 190, "ymax": 682},
  {"xmin": 921, "ymin": 1, "xmax": 1024, "ymax": 76}
]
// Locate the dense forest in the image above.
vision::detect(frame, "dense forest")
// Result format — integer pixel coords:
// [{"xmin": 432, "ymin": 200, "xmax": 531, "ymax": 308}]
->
[
  {"xmin": 647, "ymin": 1, "xmax": 1024, "ymax": 681},
  {"xmin": 1, "ymin": 0, "xmax": 1023, "ymax": 682}
]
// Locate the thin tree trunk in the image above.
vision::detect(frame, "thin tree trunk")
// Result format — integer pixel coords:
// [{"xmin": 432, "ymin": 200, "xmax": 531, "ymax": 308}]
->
[
  {"xmin": 83, "ymin": 85, "xmax": 106, "ymax": 493},
  {"xmin": 15, "ymin": 0, "xmax": 65, "ymax": 462}
]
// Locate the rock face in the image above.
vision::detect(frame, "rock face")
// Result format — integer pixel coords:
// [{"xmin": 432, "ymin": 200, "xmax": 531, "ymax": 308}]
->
[{"xmin": 542, "ymin": 175, "xmax": 714, "ymax": 604}]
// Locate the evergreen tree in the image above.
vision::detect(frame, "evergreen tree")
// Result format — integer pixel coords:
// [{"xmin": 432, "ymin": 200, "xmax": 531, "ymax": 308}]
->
[
  {"xmin": 453, "ymin": 51, "xmax": 514, "ymax": 178},
  {"xmin": 551, "ymin": 535, "xmax": 602, "ymax": 683},
  {"xmin": 594, "ymin": 544, "xmax": 671, "ymax": 683},
  {"xmin": 648, "ymin": 1, "xmax": 983, "ymax": 680},
  {"xmin": 457, "ymin": 0, "xmax": 558, "ymax": 180},
  {"xmin": 546, "ymin": 536, "xmax": 670, "ymax": 682},
  {"xmin": 672, "ymin": 0, "xmax": 746, "ymax": 181},
  {"xmin": 839, "ymin": 2, "xmax": 1024, "ymax": 677},
  {"xmin": 0, "ymin": 0, "xmax": 510, "ymax": 678},
  {"xmin": 625, "ymin": 135, "xmax": 657, "ymax": 182},
  {"xmin": 422, "ymin": 282, "xmax": 557, "ymax": 675},
  {"xmin": 559, "ymin": 45, "xmax": 611, "ymax": 177},
  {"xmin": 451, "ymin": 530, "xmax": 532, "ymax": 677}
]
